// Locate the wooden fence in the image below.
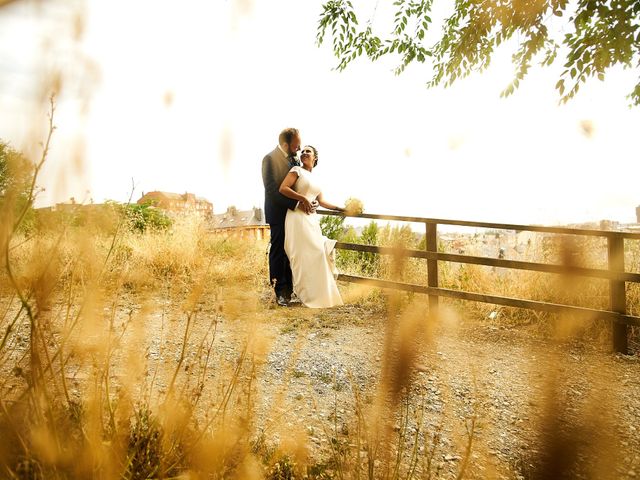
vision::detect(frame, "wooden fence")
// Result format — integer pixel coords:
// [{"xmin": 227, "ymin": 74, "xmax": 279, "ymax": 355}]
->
[{"xmin": 318, "ymin": 210, "xmax": 640, "ymax": 354}]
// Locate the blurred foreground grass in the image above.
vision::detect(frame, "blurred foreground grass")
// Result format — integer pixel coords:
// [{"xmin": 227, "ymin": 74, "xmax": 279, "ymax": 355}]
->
[
  {"xmin": 1, "ymin": 103, "xmax": 639, "ymax": 479},
  {"xmin": 1, "ymin": 210, "xmax": 639, "ymax": 479}
]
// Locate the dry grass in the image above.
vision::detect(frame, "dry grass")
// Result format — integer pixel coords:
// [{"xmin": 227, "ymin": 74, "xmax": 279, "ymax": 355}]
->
[
  {"xmin": 1, "ymin": 102, "xmax": 638, "ymax": 480},
  {"xmin": 336, "ymin": 223, "xmax": 640, "ymax": 347},
  {"xmin": 0, "ymin": 219, "xmax": 271, "ymax": 478},
  {"xmin": 1, "ymin": 210, "xmax": 637, "ymax": 479}
]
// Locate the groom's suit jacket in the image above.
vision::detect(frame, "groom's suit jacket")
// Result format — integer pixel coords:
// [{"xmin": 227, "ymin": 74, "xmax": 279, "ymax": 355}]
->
[{"xmin": 262, "ymin": 147, "xmax": 299, "ymax": 225}]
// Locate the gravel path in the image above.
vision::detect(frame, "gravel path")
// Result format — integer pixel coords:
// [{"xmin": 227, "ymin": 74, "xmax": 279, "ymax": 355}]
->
[
  {"xmin": 2, "ymin": 286, "xmax": 638, "ymax": 479},
  {"xmin": 242, "ymin": 296, "xmax": 640, "ymax": 479}
]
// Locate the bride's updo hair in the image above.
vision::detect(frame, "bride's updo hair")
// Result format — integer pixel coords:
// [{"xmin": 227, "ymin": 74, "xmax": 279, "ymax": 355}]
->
[{"xmin": 306, "ymin": 145, "xmax": 319, "ymax": 167}]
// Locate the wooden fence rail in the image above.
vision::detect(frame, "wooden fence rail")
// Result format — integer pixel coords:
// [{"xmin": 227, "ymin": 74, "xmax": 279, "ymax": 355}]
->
[{"xmin": 318, "ymin": 210, "xmax": 640, "ymax": 354}]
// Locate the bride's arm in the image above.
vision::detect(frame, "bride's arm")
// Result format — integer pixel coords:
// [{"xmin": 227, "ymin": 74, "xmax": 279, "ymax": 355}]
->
[
  {"xmin": 317, "ymin": 193, "xmax": 345, "ymax": 212},
  {"xmin": 279, "ymin": 172, "xmax": 313, "ymax": 211}
]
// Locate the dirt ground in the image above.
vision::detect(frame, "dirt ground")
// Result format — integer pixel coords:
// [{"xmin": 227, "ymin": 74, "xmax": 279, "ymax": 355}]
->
[
  {"xmin": 187, "ymin": 280, "xmax": 640, "ymax": 479},
  {"xmin": 2, "ymin": 280, "xmax": 639, "ymax": 479}
]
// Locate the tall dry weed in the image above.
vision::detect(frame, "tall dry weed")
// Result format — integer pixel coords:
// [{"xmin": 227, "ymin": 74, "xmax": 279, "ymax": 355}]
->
[{"xmin": 1, "ymin": 101, "xmax": 637, "ymax": 479}]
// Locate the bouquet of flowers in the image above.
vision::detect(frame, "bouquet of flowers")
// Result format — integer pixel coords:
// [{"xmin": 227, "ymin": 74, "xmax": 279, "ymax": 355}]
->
[{"xmin": 344, "ymin": 197, "xmax": 364, "ymax": 216}]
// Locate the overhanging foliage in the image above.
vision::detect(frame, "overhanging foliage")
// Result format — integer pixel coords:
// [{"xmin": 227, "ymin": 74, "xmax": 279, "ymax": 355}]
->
[{"xmin": 317, "ymin": 0, "xmax": 640, "ymax": 105}]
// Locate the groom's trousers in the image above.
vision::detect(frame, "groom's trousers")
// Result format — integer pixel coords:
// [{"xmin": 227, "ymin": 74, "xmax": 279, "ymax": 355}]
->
[{"xmin": 268, "ymin": 222, "xmax": 293, "ymax": 299}]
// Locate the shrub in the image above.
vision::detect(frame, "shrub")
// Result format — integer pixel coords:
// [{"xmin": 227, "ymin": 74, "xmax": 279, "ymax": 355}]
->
[
  {"xmin": 119, "ymin": 202, "xmax": 173, "ymax": 233},
  {"xmin": 319, "ymin": 214, "xmax": 345, "ymax": 240}
]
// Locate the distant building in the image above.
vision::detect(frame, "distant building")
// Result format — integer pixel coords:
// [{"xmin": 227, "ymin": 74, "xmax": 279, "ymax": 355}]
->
[
  {"xmin": 636, "ymin": 205, "xmax": 640, "ymax": 224},
  {"xmin": 599, "ymin": 219, "xmax": 619, "ymax": 231},
  {"xmin": 137, "ymin": 191, "xmax": 213, "ymax": 218},
  {"xmin": 50, "ymin": 197, "xmax": 105, "ymax": 215},
  {"xmin": 210, "ymin": 206, "xmax": 268, "ymax": 240},
  {"xmin": 35, "ymin": 198, "xmax": 114, "ymax": 228},
  {"xmin": 53, "ymin": 196, "xmax": 79, "ymax": 212}
]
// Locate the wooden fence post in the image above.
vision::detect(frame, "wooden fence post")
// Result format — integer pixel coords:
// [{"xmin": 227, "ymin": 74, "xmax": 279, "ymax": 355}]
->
[
  {"xmin": 607, "ymin": 235, "xmax": 628, "ymax": 354},
  {"xmin": 426, "ymin": 222, "xmax": 439, "ymax": 313}
]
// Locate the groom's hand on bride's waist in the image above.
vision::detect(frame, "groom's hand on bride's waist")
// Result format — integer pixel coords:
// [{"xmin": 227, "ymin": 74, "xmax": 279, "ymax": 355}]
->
[{"xmin": 297, "ymin": 199, "xmax": 315, "ymax": 214}]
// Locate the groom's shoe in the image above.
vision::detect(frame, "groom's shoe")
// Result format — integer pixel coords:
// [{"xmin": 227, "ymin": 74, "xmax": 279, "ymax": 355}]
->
[
  {"xmin": 276, "ymin": 295, "xmax": 289, "ymax": 307},
  {"xmin": 288, "ymin": 293, "xmax": 302, "ymax": 305}
]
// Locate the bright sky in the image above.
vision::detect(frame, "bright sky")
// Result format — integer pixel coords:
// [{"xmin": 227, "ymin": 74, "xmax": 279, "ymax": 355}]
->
[{"xmin": 1, "ymin": 0, "xmax": 639, "ymax": 226}]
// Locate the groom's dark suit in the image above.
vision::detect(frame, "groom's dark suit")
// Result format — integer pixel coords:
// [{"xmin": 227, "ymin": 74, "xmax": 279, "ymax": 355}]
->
[{"xmin": 262, "ymin": 146, "xmax": 300, "ymax": 300}]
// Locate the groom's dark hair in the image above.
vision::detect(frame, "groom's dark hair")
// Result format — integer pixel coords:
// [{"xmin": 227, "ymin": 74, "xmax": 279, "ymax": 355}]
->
[{"xmin": 279, "ymin": 128, "xmax": 299, "ymax": 147}]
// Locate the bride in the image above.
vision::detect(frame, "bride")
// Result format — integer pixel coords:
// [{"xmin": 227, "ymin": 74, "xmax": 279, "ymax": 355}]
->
[{"xmin": 278, "ymin": 145, "xmax": 344, "ymax": 308}]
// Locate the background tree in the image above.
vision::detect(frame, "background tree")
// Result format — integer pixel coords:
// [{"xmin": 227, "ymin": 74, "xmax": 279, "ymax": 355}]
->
[
  {"xmin": 0, "ymin": 140, "xmax": 36, "ymax": 233},
  {"xmin": 320, "ymin": 214, "xmax": 346, "ymax": 240},
  {"xmin": 360, "ymin": 220, "xmax": 380, "ymax": 275},
  {"xmin": 317, "ymin": 0, "xmax": 640, "ymax": 105},
  {"xmin": 0, "ymin": 141, "xmax": 30, "ymax": 199}
]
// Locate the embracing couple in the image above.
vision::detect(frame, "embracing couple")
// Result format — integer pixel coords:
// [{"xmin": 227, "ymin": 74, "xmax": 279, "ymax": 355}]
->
[{"xmin": 262, "ymin": 127, "xmax": 345, "ymax": 308}]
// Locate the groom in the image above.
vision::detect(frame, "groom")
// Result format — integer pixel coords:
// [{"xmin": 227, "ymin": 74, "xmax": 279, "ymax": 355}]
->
[{"xmin": 262, "ymin": 128, "xmax": 307, "ymax": 306}]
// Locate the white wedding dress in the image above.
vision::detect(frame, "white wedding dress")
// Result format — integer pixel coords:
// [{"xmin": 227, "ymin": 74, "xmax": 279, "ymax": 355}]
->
[{"xmin": 284, "ymin": 166, "xmax": 343, "ymax": 308}]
